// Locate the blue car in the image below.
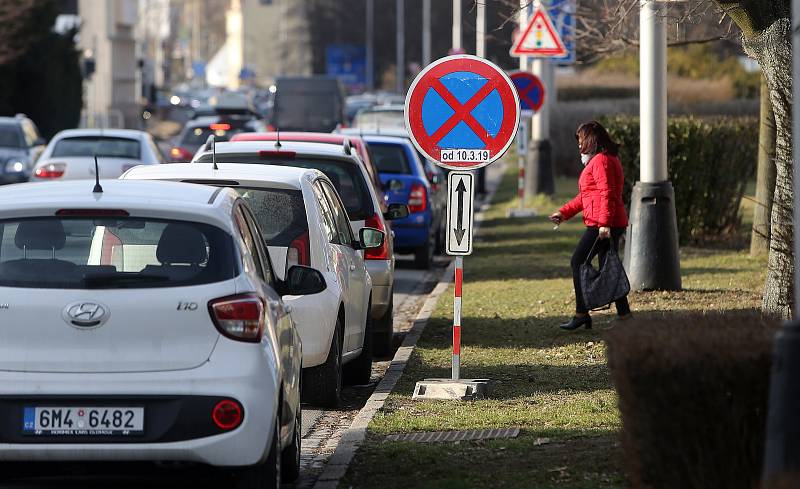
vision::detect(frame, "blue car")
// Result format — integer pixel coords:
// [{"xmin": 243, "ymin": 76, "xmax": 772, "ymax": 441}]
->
[{"xmin": 363, "ymin": 135, "xmax": 446, "ymax": 269}]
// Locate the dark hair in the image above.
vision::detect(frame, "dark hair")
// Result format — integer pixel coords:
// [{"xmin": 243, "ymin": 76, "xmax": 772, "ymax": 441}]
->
[{"xmin": 575, "ymin": 121, "xmax": 620, "ymax": 156}]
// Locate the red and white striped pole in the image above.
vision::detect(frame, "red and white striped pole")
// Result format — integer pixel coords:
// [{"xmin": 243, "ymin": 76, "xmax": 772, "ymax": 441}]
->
[
  {"xmin": 452, "ymin": 255, "xmax": 463, "ymax": 380},
  {"xmin": 517, "ymin": 118, "xmax": 527, "ymax": 210}
]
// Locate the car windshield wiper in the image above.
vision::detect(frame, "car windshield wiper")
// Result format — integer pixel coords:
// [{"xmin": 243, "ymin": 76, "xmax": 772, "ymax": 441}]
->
[{"xmin": 81, "ymin": 273, "xmax": 170, "ymax": 288}]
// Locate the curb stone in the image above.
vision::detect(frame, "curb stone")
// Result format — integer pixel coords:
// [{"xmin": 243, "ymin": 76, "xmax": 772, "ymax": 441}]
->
[{"xmin": 310, "ymin": 163, "xmax": 506, "ymax": 489}]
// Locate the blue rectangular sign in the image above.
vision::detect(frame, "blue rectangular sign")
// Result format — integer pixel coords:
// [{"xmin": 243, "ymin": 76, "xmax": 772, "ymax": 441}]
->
[
  {"xmin": 326, "ymin": 44, "xmax": 367, "ymax": 92},
  {"xmin": 527, "ymin": 0, "xmax": 576, "ymax": 65}
]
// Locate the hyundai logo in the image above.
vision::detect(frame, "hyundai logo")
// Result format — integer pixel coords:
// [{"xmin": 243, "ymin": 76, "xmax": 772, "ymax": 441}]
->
[{"xmin": 62, "ymin": 301, "xmax": 110, "ymax": 329}]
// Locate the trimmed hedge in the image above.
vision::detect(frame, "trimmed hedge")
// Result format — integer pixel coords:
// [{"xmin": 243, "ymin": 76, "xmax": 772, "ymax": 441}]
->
[
  {"xmin": 605, "ymin": 311, "xmax": 778, "ymax": 489},
  {"xmin": 601, "ymin": 116, "xmax": 758, "ymax": 244}
]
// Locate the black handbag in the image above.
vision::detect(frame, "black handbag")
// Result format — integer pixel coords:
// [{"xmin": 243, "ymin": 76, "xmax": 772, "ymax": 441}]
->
[{"xmin": 580, "ymin": 238, "xmax": 631, "ymax": 311}]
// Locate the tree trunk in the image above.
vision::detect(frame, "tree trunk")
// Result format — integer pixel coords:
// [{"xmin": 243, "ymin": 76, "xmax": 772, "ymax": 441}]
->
[
  {"xmin": 751, "ymin": 74, "xmax": 777, "ymax": 256},
  {"xmin": 741, "ymin": 19, "xmax": 793, "ymax": 318}
]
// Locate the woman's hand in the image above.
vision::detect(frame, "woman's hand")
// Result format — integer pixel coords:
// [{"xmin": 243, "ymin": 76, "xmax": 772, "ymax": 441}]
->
[
  {"xmin": 598, "ymin": 226, "xmax": 611, "ymax": 239},
  {"xmin": 549, "ymin": 211, "xmax": 563, "ymax": 225}
]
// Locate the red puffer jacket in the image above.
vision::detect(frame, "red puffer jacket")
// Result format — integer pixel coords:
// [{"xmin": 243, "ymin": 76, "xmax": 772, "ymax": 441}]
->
[{"xmin": 559, "ymin": 152, "xmax": 628, "ymax": 228}]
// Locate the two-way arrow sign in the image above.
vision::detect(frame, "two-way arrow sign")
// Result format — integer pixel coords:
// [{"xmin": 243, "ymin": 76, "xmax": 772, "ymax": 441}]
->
[{"xmin": 446, "ymin": 171, "xmax": 475, "ymax": 255}]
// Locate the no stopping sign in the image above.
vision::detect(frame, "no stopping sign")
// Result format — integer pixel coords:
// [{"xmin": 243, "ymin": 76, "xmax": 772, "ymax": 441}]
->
[{"xmin": 404, "ymin": 55, "xmax": 520, "ymax": 170}]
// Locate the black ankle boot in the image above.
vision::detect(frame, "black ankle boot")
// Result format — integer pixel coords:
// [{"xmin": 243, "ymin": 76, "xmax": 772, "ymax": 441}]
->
[{"xmin": 560, "ymin": 315, "xmax": 592, "ymax": 331}]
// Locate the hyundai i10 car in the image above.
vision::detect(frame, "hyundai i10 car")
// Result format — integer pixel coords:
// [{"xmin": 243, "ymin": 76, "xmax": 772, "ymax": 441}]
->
[{"xmin": 0, "ymin": 179, "xmax": 316, "ymax": 488}]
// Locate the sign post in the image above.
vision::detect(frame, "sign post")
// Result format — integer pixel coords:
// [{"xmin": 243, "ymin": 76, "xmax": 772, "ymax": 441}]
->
[
  {"xmin": 445, "ymin": 171, "xmax": 474, "ymax": 379},
  {"xmin": 406, "ymin": 55, "xmax": 519, "ymax": 400},
  {"xmin": 508, "ymin": 70, "xmax": 544, "ymax": 218}
]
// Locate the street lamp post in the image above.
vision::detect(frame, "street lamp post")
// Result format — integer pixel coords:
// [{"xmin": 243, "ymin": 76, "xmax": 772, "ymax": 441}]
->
[
  {"xmin": 452, "ymin": 0, "xmax": 462, "ymax": 52},
  {"xmin": 623, "ymin": 0, "xmax": 681, "ymax": 290},
  {"xmin": 366, "ymin": 0, "xmax": 374, "ymax": 91},
  {"xmin": 396, "ymin": 0, "xmax": 405, "ymax": 93},
  {"xmin": 422, "ymin": 0, "xmax": 431, "ymax": 65}
]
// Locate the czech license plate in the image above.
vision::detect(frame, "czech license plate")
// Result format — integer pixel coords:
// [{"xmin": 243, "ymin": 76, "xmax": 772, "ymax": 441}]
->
[
  {"xmin": 440, "ymin": 149, "xmax": 490, "ymax": 163},
  {"xmin": 22, "ymin": 407, "xmax": 144, "ymax": 436}
]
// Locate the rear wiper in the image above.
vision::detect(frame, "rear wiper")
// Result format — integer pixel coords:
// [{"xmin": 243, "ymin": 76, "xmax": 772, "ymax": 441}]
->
[{"xmin": 82, "ymin": 273, "xmax": 170, "ymax": 288}]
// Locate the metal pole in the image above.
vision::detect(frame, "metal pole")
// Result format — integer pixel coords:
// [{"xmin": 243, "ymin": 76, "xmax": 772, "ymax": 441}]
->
[
  {"xmin": 639, "ymin": 0, "xmax": 667, "ymax": 183},
  {"xmin": 396, "ymin": 0, "xmax": 405, "ymax": 93},
  {"xmin": 422, "ymin": 0, "xmax": 431, "ymax": 65},
  {"xmin": 476, "ymin": 1, "xmax": 486, "ymax": 58},
  {"xmin": 452, "ymin": 256, "xmax": 463, "ymax": 380},
  {"xmin": 452, "ymin": 0, "xmax": 462, "ymax": 52},
  {"xmin": 518, "ymin": 119, "xmax": 527, "ymax": 210},
  {"xmin": 366, "ymin": 0, "xmax": 374, "ymax": 91}
]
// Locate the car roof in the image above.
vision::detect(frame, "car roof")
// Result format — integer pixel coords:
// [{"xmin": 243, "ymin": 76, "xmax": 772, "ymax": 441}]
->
[
  {"xmin": 340, "ymin": 127, "xmax": 409, "ymax": 139},
  {"xmin": 360, "ymin": 134, "xmax": 414, "ymax": 146},
  {"xmin": 199, "ymin": 140, "xmax": 359, "ymax": 163},
  {"xmin": 0, "ymin": 180, "xmax": 239, "ymax": 228},
  {"xmin": 123, "ymin": 162, "xmax": 321, "ymax": 191},
  {"xmin": 52, "ymin": 128, "xmax": 147, "ymax": 140},
  {"xmin": 233, "ymin": 132, "xmax": 353, "ymax": 145},
  {"xmin": 361, "ymin": 105, "xmax": 404, "ymax": 112}
]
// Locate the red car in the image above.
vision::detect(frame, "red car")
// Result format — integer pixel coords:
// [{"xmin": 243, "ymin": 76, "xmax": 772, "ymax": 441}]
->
[{"xmin": 231, "ymin": 132, "xmax": 386, "ymax": 210}]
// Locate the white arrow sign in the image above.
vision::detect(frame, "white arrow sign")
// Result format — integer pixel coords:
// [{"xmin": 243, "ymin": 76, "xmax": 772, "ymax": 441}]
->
[{"xmin": 446, "ymin": 171, "xmax": 475, "ymax": 256}]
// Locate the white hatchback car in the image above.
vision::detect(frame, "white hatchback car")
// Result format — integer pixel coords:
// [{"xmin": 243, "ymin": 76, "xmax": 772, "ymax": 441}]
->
[
  {"xmin": 0, "ymin": 179, "xmax": 312, "ymax": 488},
  {"xmin": 122, "ymin": 163, "xmax": 384, "ymax": 407},
  {"xmin": 31, "ymin": 129, "xmax": 164, "ymax": 182}
]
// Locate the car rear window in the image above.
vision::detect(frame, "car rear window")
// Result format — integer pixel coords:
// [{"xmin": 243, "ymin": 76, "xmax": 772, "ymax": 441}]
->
[
  {"xmin": 369, "ymin": 143, "xmax": 412, "ymax": 174},
  {"xmin": 196, "ymin": 154, "xmax": 374, "ymax": 220},
  {"xmin": 0, "ymin": 217, "xmax": 237, "ymax": 289},
  {"xmin": 0, "ymin": 125, "xmax": 23, "ymax": 148},
  {"xmin": 52, "ymin": 137, "xmax": 141, "ymax": 159},
  {"xmin": 180, "ymin": 124, "xmax": 254, "ymax": 146},
  {"xmin": 354, "ymin": 110, "xmax": 405, "ymax": 130},
  {"xmin": 234, "ymin": 188, "xmax": 308, "ymax": 246}
]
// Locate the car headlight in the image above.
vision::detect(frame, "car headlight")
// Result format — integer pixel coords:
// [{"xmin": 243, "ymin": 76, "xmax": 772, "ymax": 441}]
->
[{"xmin": 5, "ymin": 160, "xmax": 25, "ymax": 173}]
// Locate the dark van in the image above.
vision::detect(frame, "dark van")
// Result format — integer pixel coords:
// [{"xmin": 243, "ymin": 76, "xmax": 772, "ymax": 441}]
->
[{"xmin": 270, "ymin": 76, "xmax": 346, "ymax": 132}]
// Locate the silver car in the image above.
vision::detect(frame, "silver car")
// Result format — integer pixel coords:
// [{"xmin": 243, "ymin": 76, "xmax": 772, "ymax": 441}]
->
[
  {"xmin": 0, "ymin": 115, "xmax": 46, "ymax": 185},
  {"xmin": 193, "ymin": 140, "xmax": 408, "ymax": 356}
]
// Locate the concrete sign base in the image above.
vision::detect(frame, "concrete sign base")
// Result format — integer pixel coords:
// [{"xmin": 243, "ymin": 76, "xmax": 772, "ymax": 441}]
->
[
  {"xmin": 507, "ymin": 208, "xmax": 537, "ymax": 218},
  {"xmin": 412, "ymin": 378, "xmax": 490, "ymax": 401}
]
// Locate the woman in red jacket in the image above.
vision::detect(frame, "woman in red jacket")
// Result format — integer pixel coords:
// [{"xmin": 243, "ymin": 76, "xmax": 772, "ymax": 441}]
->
[{"xmin": 549, "ymin": 121, "xmax": 632, "ymax": 330}]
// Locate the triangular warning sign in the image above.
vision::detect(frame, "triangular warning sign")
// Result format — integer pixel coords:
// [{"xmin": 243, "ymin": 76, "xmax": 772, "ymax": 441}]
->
[{"xmin": 510, "ymin": 7, "xmax": 567, "ymax": 58}]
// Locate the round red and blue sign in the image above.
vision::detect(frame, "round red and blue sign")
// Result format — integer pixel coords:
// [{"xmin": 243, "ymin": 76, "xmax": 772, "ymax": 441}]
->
[
  {"xmin": 405, "ymin": 55, "xmax": 520, "ymax": 170},
  {"xmin": 510, "ymin": 71, "xmax": 545, "ymax": 114}
]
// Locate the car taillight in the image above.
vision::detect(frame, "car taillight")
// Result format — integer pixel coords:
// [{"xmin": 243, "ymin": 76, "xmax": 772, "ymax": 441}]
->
[
  {"xmin": 266, "ymin": 124, "xmax": 276, "ymax": 131},
  {"xmin": 212, "ymin": 399, "xmax": 243, "ymax": 430},
  {"xmin": 408, "ymin": 183, "xmax": 427, "ymax": 213},
  {"xmin": 208, "ymin": 294, "xmax": 265, "ymax": 343},
  {"xmin": 169, "ymin": 147, "xmax": 193, "ymax": 162},
  {"xmin": 210, "ymin": 123, "xmax": 231, "ymax": 131},
  {"xmin": 364, "ymin": 213, "xmax": 389, "ymax": 260},
  {"xmin": 286, "ymin": 231, "xmax": 311, "ymax": 271},
  {"xmin": 34, "ymin": 163, "xmax": 66, "ymax": 178}
]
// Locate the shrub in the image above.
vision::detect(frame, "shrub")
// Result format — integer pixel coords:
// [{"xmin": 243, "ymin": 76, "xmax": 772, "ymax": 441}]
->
[
  {"xmin": 605, "ymin": 311, "xmax": 778, "ymax": 489},
  {"xmin": 601, "ymin": 115, "xmax": 758, "ymax": 244},
  {"xmin": 593, "ymin": 44, "xmax": 760, "ymax": 99}
]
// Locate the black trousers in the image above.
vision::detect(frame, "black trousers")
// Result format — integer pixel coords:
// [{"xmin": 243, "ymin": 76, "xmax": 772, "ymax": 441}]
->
[{"xmin": 570, "ymin": 227, "xmax": 631, "ymax": 315}]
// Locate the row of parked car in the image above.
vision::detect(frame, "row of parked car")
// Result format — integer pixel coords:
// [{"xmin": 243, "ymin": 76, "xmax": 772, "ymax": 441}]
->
[{"xmin": 0, "ymin": 105, "xmax": 449, "ymax": 487}]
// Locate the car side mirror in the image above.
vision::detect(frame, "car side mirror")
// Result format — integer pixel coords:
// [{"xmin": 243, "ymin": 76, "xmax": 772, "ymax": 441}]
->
[
  {"xmin": 428, "ymin": 173, "xmax": 442, "ymax": 185},
  {"xmin": 384, "ymin": 179, "xmax": 404, "ymax": 192},
  {"xmin": 383, "ymin": 203, "xmax": 409, "ymax": 221},
  {"xmin": 357, "ymin": 227, "xmax": 385, "ymax": 250},
  {"xmin": 285, "ymin": 265, "xmax": 327, "ymax": 295}
]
